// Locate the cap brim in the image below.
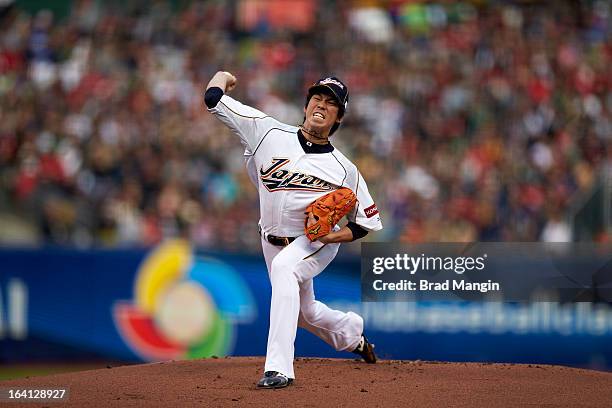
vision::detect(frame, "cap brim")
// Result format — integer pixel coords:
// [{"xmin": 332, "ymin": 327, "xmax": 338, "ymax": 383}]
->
[{"xmin": 308, "ymin": 85, "xmax": 343, "ymax": 107}]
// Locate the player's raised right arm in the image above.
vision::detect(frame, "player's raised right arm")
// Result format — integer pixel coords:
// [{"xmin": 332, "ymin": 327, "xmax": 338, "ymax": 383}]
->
[{"xmin": 204, "ymin": 71, "xmax": 271, "ymax": 151}]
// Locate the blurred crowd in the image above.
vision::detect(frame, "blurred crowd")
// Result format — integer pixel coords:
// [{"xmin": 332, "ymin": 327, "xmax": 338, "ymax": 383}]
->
[{"xmin": 0, "ymin": 0, "xmax": 610, "ymax": 251}]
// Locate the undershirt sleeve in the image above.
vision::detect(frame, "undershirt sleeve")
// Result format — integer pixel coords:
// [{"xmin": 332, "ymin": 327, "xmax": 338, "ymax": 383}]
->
[
  {"xmin": 204, "ymin": 87, "xmax": 224, "ymax": 108},
  {"xmin": 347, "ymin": 221, "xmax": 369, "ymax": 241}
]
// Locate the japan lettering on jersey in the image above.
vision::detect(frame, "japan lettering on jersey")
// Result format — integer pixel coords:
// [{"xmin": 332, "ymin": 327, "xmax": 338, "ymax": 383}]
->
[
  {"xmin": 209, "ymin": 94, "xmax": 382, "ymax": 236},
  {"xmin": 259, "ymin": 158, "xmax": 335, "ymax": 192}
]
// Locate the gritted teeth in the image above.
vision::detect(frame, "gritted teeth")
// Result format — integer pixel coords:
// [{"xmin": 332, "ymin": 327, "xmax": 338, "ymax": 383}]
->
[{"xmin": 313, "ymin": 112, "xmax": 325, "ymax": 119}]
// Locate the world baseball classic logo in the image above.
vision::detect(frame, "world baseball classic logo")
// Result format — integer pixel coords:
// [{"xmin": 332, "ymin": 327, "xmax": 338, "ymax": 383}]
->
[{"xmin": 113, "ymin": 239, "xmax": 256, "ymax": 361}]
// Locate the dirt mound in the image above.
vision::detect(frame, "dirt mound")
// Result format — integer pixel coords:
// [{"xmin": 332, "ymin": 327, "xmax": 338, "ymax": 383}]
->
[{"xmin": 1, "ymin": 357, "xmax": 611, "ymax": 407}]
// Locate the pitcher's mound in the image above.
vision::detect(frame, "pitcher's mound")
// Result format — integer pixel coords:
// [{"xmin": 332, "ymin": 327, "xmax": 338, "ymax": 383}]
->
[{"xmin": 2, "ymin": 357, "xmax": 611, "ymax": 407}]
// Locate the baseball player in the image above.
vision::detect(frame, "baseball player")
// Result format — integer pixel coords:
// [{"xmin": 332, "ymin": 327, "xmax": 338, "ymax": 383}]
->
[{"xmin": 204, "ymin": 71, "xmax": 382, "ymax": 389}]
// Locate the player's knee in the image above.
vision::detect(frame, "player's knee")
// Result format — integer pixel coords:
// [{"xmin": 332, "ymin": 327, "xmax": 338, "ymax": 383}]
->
[
  {"xmin": 299, "ymin": 303, "xmax": 318, "ymax": 324},
  {"xmin": 297, "ymin": 311, "xmax": 310, "ymax": 328},
  {"xmin": 291, "ymin": 267, "xmax": 310, "ymax": 285}
]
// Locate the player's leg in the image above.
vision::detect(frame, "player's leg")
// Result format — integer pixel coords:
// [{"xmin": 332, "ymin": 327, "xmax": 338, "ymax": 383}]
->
[
  {"xmin": 293, "ymin": 242, "xmax": 362, "ymax": 351},
  {"xmin": 292, "ymin": 241, "xmax": 374, "ymax": 361},
  {"xmin": 262, "ymin": 235, "xmax": 332, "ymax": 379},
  {"xmin": 297, "ymin": 278, "xmax": 363, "ymax": 352},
  {"xmin": 262, "ymin": 239, "xmax": 306, "ymax": 379},
  {"xmin": 261, "ymin": 234, "xmax": 372, "ymax": 384},
  {"xmin": 257, "ymin": 237, "xmax": 296, "ymax": 388}
]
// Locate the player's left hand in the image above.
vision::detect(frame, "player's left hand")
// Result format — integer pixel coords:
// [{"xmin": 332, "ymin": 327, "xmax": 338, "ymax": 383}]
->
[
  {"xmin": 306, "ymin": 211, "xmax": 330, "ymax": 242},
  {"xmin": 306, "ymin": 211, "xmax": 333, "ymax": 243},
  {"xmin": 303, "ymin": 187, "xmax": 357, "ymax": 242}
]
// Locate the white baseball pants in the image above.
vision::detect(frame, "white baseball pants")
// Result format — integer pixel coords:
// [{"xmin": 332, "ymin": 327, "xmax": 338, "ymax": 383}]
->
[{"xmin": 260, "ymin": 235, "xmax": 364, "ymax": 379}]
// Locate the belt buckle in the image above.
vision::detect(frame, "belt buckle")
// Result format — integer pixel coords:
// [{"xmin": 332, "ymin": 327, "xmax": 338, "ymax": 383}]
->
[{"xmin": 282, "ymin": 237, "xmax": 290, "ymax": 246}]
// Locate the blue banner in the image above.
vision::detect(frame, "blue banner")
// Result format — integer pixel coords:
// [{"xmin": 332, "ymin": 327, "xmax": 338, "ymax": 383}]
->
[{"xmin": 1, "ymin": 240, "xmax": 611, "ymax": 369}]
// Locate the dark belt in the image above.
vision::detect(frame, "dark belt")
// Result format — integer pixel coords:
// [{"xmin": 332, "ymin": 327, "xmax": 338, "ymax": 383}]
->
[
  {"xmin": 266, "ymin": 235, "xmax": 297, "ymax": 247},
  {"xmin": 258, "ymin": 225, "xmax": 297, "ymax": 247}
]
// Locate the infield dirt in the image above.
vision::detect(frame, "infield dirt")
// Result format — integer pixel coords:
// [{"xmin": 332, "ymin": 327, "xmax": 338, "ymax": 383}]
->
[{"xmin": 1, "ymin": 357, "xmax": 611, "ymax": 407}]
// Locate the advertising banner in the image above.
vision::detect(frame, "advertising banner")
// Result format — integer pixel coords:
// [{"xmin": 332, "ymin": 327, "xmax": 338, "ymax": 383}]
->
[{"xmin": 1, "ymin": 240, "xmax": 612, "ymax": 369}]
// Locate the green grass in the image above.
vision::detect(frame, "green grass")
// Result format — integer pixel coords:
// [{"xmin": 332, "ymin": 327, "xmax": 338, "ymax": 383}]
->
[{"xmin": 0, "ymin": 364, "xmax": 118, "ymax": 381}]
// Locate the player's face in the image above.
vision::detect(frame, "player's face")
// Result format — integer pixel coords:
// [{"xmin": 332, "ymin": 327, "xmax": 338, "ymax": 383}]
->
[{"xmin": 304, "ymin": 92, "xmax": 341, "ymax": 135}]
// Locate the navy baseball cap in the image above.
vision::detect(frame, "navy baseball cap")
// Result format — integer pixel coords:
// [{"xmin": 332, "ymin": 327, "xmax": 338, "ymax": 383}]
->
[{"xmin": 307, "ymin": 76, "xmax": 349, "ymax": 114}]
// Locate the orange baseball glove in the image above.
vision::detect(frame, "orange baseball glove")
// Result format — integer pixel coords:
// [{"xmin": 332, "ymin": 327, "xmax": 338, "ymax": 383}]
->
[{"xmin": 304, "ymin": 187, "xmax": 357, "ymax": 242}]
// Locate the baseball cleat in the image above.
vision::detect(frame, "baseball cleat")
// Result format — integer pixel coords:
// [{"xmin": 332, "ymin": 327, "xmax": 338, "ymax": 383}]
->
[
  {"xmin": 256, "ymin": 371, "xmax": 293, "ymax": 389},
  {"xmin": 353, "ymin": 334, "xmax": 377, "ymax": 364}
]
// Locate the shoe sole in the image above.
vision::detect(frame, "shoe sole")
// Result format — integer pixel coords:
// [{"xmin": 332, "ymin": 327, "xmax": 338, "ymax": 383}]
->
[{"xmin": 256, "ymin": 381, "xmax": 293, "ymax": 390}]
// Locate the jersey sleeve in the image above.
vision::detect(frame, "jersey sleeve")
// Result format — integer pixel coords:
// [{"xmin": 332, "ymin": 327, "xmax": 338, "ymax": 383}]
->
[
  {"xmin": 207, "ymin": 94, "xmax": 275, "ymax": 152},
  {"xmin": 347, "ymin": 171, "xmax": 383, "ymax": 231}
]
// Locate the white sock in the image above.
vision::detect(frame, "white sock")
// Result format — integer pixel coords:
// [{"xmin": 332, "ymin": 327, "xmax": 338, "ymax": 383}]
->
[{"xmin": 355, "ymin": 336, "xmax": 365, "ymax": 352}]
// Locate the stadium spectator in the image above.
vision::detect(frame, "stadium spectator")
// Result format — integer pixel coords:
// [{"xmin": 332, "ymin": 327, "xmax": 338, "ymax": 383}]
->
[{"xmin": 0, "ymin": 1, "xmax": 609, "ymax": 251}]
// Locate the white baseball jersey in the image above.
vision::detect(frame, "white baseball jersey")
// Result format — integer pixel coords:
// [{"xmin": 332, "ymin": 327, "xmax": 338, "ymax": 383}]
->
[{"xmin": 209, "ymin": 94, "xmax": 383, "ymax": 238}]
